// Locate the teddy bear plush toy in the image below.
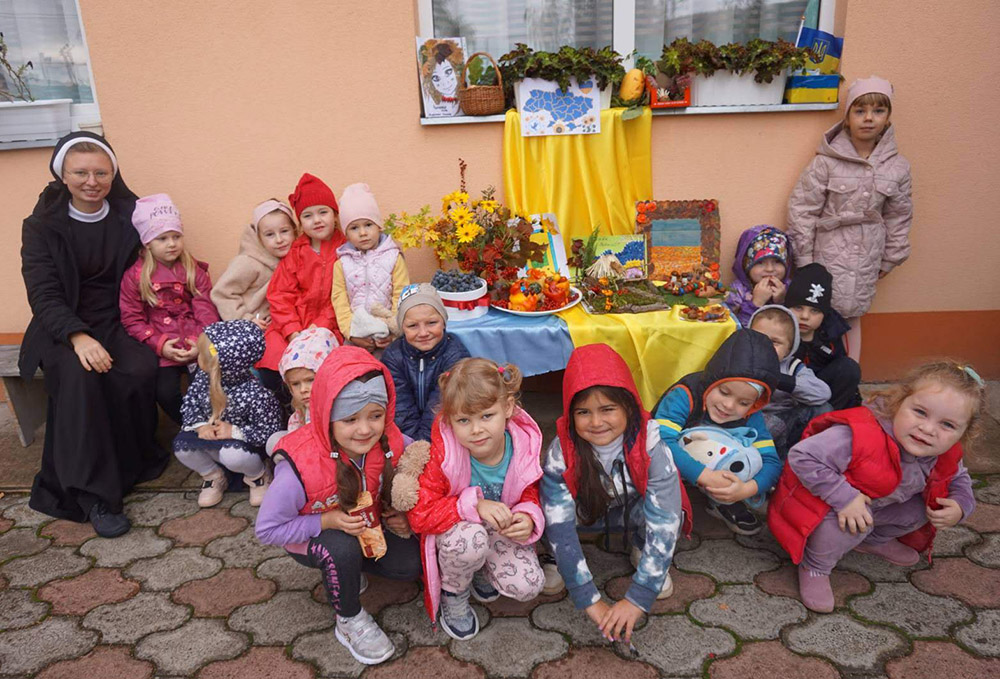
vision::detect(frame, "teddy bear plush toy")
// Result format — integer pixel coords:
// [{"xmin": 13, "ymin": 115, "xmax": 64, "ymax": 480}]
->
[
  {"xmin": 388, "ymin": 440, "xmax": 431, "ymax": 538},
  {"xmin": 348, "ymin": 302, "xmax": 400, "ymax": 342},
  {"xmin": 679, "ymin": 426, "xmax": 766, "ymax": 507}
]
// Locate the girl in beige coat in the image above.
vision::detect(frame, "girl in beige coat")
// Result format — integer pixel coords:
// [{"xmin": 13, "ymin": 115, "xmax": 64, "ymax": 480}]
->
[
  {"xmin": 787, "ymin": 76, "xmax": 912, "ymax": 361},
  {"xmin": 211, "ymin": 199, "xmax": 297, "ymax": 330}
]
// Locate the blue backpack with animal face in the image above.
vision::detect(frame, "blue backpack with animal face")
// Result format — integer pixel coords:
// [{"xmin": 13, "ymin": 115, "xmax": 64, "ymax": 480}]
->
[{"xmin": 678, "ymin": 426, "xmax": 766, "ymax": 507}]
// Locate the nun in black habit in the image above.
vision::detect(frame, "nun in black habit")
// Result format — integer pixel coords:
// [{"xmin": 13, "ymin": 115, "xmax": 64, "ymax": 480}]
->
[{"xmin": 19, "ymin": 131, "xmax": 168, "ymax": 537}]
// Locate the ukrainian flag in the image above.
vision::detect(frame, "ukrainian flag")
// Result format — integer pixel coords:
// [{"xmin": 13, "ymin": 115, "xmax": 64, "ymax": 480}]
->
[
  {"xmin": 784, "ymin": 74, "xmax": 841, "ymax": 103},
  {"xmin": 785, "ymin": 27, "xmax": 843, "ymax": 103},
  {"xmin": 798, "ymin": 27, "xmax": 843, "ymax": 75}
]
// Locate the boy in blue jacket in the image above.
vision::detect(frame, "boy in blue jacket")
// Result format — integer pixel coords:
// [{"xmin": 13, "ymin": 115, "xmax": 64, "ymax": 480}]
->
[{"xmin": 653, "ymin": 329, "xmax": 781, "ymax": 535}]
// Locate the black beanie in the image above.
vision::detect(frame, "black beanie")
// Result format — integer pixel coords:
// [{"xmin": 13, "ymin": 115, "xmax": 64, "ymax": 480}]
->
[{"xmin": 785, "ymin": 263, "xmax": 833, "ymax": 313}]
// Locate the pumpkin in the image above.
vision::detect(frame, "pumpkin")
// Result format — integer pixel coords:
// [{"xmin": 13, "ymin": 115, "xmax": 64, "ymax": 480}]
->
[{"xmin": 619, "ymin": 68, "xmax": 645, "ymax": 102}]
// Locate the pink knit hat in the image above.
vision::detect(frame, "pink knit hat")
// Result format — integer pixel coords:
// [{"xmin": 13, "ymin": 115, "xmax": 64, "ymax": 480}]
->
[
  {"xmin": 846, "ymin": 76, "xmax": 893, "ymax": 109},
  {"xmin": 132, "ymin": 194, "xmax": 182, "ymax": 245},
  {"xmin": 338, "ymin": 183, "xmax": 382, "ymax": 232},
  {"xmin": 251, "ymin": 198, "xmax": 295, "ymax": 231}
]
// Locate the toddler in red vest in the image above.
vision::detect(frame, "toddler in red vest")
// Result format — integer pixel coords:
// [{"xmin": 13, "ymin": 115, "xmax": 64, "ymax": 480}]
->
[
  {"xmin": 255, "ymin": 346, "xmax": 421, "ymax": 665},
  {"xmin": 407, "ymin": 358, "xmax": 545, "ymax": 641},
  {"xmin": 767, "ymin": 361, "xmax": 985, "ymax": 612}
]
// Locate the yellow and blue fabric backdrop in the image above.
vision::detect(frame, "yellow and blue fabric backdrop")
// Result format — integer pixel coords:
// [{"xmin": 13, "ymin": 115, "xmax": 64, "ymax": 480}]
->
[{"xmin": 503, "ymin": 107, "xmax": 653, "ymax": 250}]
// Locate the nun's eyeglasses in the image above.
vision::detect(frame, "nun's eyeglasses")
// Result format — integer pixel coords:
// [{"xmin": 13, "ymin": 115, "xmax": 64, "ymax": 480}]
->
[{"xmin": 66, "ymin": 170, "xmax": 112, "ymax": 183}]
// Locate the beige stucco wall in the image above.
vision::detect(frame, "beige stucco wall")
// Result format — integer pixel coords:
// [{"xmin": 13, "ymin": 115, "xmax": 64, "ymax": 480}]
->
[{"xmin": 2, "ymin": 0, "xmax": 997, "ymax": 334}]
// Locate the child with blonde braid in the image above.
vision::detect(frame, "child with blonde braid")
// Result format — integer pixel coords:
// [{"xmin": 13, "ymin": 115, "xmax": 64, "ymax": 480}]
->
[{"xmin": 407, "ymin": 358, "xmax": 545, "ymax": 641}]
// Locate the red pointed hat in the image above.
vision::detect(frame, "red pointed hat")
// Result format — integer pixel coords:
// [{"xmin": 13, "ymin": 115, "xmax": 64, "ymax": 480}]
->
[{"xmin": 289, "ymin": 173, "xmax": 338, "ymax": 218}]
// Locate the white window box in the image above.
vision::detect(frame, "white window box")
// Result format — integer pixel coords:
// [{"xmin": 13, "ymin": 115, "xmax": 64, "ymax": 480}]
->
[{"xmin": 0, "ymin": 98, "xmax": 73, "ymax": 144}]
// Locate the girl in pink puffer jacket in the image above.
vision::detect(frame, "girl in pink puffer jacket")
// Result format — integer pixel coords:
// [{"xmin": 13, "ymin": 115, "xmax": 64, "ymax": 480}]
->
[{"xmin": 787, "ymin": 76, "xmax": 912, "ymax": 361}]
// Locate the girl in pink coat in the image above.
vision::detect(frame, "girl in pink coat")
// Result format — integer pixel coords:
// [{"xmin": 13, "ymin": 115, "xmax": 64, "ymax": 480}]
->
[
  {"xmin": 119, "ymin": 194, "xmax": 219, "ymax": 423},
  {"xmin": 787, "ymin": 76, "xmax": 913, "ymax": 361}
]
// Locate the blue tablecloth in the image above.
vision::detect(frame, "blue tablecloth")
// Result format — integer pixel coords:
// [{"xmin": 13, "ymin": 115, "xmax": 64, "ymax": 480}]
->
[{"xmin": 448, "ymin": 308, "xmax": 575, "ymax": 377}]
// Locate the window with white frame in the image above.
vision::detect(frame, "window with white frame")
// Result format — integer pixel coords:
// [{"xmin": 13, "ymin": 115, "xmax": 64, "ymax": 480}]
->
[
  {"xmin": 418, "ymin": 0, "xmax": 834, "ymax": 94},
  {"xmin": 0, "ymin": 0, "xmax": 100, "ymax": 126}
]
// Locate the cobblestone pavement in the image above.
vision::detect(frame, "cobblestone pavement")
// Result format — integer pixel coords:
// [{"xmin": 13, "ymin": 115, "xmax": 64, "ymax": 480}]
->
[{"xmin": 1, "ymin": 478, "xmax": 999, "ymax": 679}]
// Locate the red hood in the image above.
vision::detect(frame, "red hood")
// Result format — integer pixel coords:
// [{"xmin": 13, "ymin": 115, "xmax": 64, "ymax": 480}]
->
[
  {"xmin": 304, "ymin": 345, "xmax": 399, "ymax": 453},
  {"xmin": 559, "ymin": 343, "xmax": 645, "ymax": 419}
]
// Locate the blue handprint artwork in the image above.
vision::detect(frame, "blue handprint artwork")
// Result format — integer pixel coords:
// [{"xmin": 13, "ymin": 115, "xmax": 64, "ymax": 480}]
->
[{"xmin": 516, "ymin": 77, "xmax": 602, "ymax": 137}]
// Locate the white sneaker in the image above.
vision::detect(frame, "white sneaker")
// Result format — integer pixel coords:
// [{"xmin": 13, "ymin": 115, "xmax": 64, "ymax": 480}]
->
[
  {"xmin": 335, "ymin": 609, "xmax": 394, "ymax": 665},
  {"xmin": 246, "ymin": 468, "xmax": 272, "ymax": 507},
  {"xmin": 197, "ymin": 470, "xmax": 228, "ymax": 508},
  {"xmin": 360, "ymin": 573, "xmax": 368, "ymax": 595},
  {"xmin": 656, "ymin": 571, "xmax": 674, "ymax": 600},
  {"xmin": 539, "ymin": 553, "xmax": 565, "ymax": 595}
]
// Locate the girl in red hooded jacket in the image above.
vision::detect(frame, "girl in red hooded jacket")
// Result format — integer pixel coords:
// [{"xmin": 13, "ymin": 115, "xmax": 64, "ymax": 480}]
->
[
  {"xmin": 768, "ymin": 361, "xmax": 984, "ymax": 613},
  {"xmin": 407, "ymin": 358, "xmax": 545, "ymax": 641},
  {"xmin": 255, "ymin": 346, "xmax": 421, "ymax": 666}
]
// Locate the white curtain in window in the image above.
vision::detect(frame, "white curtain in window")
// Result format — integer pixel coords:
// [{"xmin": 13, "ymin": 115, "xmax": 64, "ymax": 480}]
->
[
  {"xmin": 0, "ymin": 0, "xmax": 93, "ymax": 102},
  {"xmin": 635, "ymin": 0, "xmax": 815, "ymax": 58},
  {"xmin": 432, "ymin": 0, "xmax": 614, "ymax": 57}
]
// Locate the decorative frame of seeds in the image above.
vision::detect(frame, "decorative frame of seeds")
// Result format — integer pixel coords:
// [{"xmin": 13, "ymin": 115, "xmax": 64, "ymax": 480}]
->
[{"xmin": 634, "ymin": 199, "xmax": 721, "ymax": 282}]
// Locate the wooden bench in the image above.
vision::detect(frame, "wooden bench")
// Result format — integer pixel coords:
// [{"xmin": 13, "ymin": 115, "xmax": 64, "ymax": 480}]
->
[{"xmin": 0, "ymin": 345, "xmax": 46, "ymax": 447}]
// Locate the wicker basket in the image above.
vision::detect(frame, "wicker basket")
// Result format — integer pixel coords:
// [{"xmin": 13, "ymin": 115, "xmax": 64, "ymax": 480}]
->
[{"xmin": 457, "ymin": 52, "xmax": 505, "ymax": 116}]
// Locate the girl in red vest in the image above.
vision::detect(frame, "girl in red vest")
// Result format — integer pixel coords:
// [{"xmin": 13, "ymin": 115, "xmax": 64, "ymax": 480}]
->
[
  {"xmin": 541, "ymin": 344, "xmax": 692, "ymax": 646},
  {"xmin": 407, "ymin": 358, "xmax": 546, "ymax": 641},
  {"xmin": 255, "ymin": 346, "xmax": 421, "ymax": 665},
  {"xmin": 767, "ymin": 361, "xmax": 985, "ymax": 612}
]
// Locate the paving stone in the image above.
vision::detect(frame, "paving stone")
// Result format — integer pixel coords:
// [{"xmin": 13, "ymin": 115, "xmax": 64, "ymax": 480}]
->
[
  {"xmin": 204, "ymin": 526, "xmax": 285, "ymax": 568},
  {"xmin": 229, "ymin": 591, "xmax": 333, "ymax": 645},
  {"xmin": 932, "ymin": 525, "xmax": 982, "ymax": 557},
  {"xmin": 755, "ymin": 565, "xmax": 871, "ymax": 608},
  {"xmin": 707, "ymin": 640, "xmax": 839, "ymax": 679},
  {"xmin": 450, "ymin": 617, "xmax": 567, "ymax": 678},
  {"xmin": 673, "ymin": 539, "xmax": 781, "ymax": 583},
  {"xmin": 963, "ymin": 502, "xmax": 1000, "ymax": 533},
  {"xmin": 0, "ymin": 527, "xmax": 50, "ymax": 561},
  {"xmin": 0, "ymin": 517, "xmax": 12, "ymax": 533},
  {"xmin": 605, "ymin": 568, "xmax": 716, "ymax": 614},
  {"xmin": 965, "ymin": 532, "xmax": 1000, "ymax": 567},
  {"xmin": 735, "ymin": 529, "xmax": 791, "ymax": 558},
  {"xmin": 291, "ymin": 628, "xmax": 406, "ymax": 677},
  {"xmin": 911, "ymin": 557, "xmax": 1000, "ymax": 607},
  {"xmin": 36, "ymin": 645, "xmax": 154, "ymax": 679},
  {"xmin": 0, "ymin": 588, "xmax": 49, "ymax": 630},
  {"xmin": 124, "ymin": 548, "xmax": 223, "ymax": 591},
  {"xmin": 955, "ymin": 609, "xmax": 1000, "ymax": 657},
  {"xmin": 229, "ymin": 500, "xmax": 258, "ymax": 520},
  {"xmin": 485, "ymin": 590, "xmax": 564, "ymax": 617},
  {"xmin": 1, "ymin": 499, "xmax": 51, "ymax": 528},
  {"xmin": 784, "ymin": 612, "xmax": 908, "ymax": 672},
  {"xmin": 83, "ymin": 592, "xmax": 191, "ymax": 644},
  {"xmin": 1, "ymin": 546, "xmax": 91, "ymax": 586},
  {"xmin": 531, "ymin": 595, "xmax": 610, "ymax": 646},
  {"xmin": 631, "ymin": 614, "xmax": 736, "ymax": 676},
  {"xmin": 689, "ymin": 584, "xmax": 807, "ymax": 640},
  {"xmin": 79, "ymin": 528, "xmax": 172, "ymax": 567},
  {"xmin": 158, "ymin": 508, "xmax": 247, "ymax": 547},
  {"xmin": 257, "ymin": 555, "xmax": 322, "ymax": 590},
  {"xmin": 689, "ymin": 498, "xmax": 734, "ymax": 540},
  {"xmin": 885, "ymin": 640, "xmax": 1000, "ymax": 679},
  {"xmin": 532, "ymin": 646, "xmax": 659, "ymax": 679},
  {"xmin": 34, "ymin": 645, "xmax": 155, "ymax": 679},
  {"xmin": 836, "ymin": 548, "xmax": 929, "ymax": 582},
  {"xmin": 361, "ymin": 573, "xmax": 421, "ymax": 615},
  {"xmin": 973, "ymin": 477, "xmax": 1000, "ymax": 504},
  {"xmin": 0, "ymin": 616, "xmax": 98, "ymax": 675},
  {"xmin": 125, "ymin": 493, "xmax": 201, "ymax": 526},
  {"xmin": 196, "ymin": 646, "xmax": 316, "ymax": 679},
  {"xmin": 366, "ymin": 646, "xmax": 485, "ymax": 679},
  {"xmin": 173, "ymin": 568, "xmax": 276, "ymax": 617},
  {"xmin": 40, "ymin": 519, "xmax": 98, "ymax": 546},
  {"xmin": 135, "ymin": 618, "xmax": 249, "ymax": 676},
  {"xmin": 0, "ymin": 494, "xmax": 27, "ymax": 510},
  {"xmin": 37, "ymin": 567, "xmax": 140, "ymax": 615},
  {"xmin": 578, "ymin": 543, "xmax": 633, "ymax": 586},
  {"xmin": 849, "ymin": 582, "xmax": 973, "ymax": 637},
  {"xmin": 674, "ymin": 532, "xmax": 701, "ymax": 552},
  {"xmin": 381, "ymin": 599, "xmax": 451, "ymax": 647}
]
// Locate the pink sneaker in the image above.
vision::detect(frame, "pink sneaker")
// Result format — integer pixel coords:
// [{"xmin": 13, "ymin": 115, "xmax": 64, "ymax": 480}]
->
[
  {"xmin": 854, "ymin": 539, "xmax": 920, "ymax": 567},
  {"xmin": 246, "ymin": 468, "xmax": 272, "ymax": 507},
  {"xmin": 798, "ymin": 564, "xmax": 834, "ymax": 613}
]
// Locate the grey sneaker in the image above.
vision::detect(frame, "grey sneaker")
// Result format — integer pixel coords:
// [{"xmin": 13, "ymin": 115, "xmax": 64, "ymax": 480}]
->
[
  {"xmin": 334, "ymin": 609, "xmax": 394, "ymax": 665},
  {"xmin": 471, "ymin": 568, "xmax": 500, "ymax": 603},
  {"xmin": 439, "ymin": 588, "xmax": 479, "ymax": 640},
  {"xmin": 360, "ymin": 573, "xmax": 368, "ymax": 595}
]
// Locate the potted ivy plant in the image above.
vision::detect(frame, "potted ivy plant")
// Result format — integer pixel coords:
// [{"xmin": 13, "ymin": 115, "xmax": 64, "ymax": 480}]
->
[
  {"xmin": 498, "ymin": 43, "xmax": 625, "ymax": 112},
  {"xmin": 0, "ymin": 32, "xmax": 73, "ymax": 144},
  {"xmin": 686, "ymin": 37, "xmax": 813, "ymax": 107}
]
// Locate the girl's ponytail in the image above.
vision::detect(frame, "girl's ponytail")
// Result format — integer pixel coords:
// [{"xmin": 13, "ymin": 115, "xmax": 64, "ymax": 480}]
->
[
  {"xmin": 197, "ymin": 334, "xmax": 228, "ymax": 423},
  {"xmin": 378, "ymin": 433, "xmax": 396, "ymax": 507}
]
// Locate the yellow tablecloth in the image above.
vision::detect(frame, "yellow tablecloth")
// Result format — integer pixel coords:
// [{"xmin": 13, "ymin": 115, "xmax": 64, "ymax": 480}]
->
[
  {"xmin": 503, "ymin": 107, "xmax": 652, "ymax": 249},
  {"xmin": 557, "ymin": 305, "xmax": 736, "ymax": 409}
]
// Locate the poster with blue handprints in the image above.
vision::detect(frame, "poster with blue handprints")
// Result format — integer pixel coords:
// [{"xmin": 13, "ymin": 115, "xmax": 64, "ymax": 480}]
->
[{"xmin": 516, "ymin": 76, "xmax": 601, "ymax": 137}]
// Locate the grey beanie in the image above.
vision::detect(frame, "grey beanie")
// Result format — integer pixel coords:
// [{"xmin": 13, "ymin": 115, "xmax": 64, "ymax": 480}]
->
[{"xmin": 396, "ymin": 283, "xmax": 448, "ymax": 329}]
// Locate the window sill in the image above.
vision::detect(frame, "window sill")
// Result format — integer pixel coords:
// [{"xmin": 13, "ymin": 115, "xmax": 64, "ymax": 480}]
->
[
  {"xmin": 419, "ymin": 102, "xmax": 838, "ymax": 126},
  {"xmin": 0, "ymin": 138, "xmax": 60, "ymax": 150}
]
